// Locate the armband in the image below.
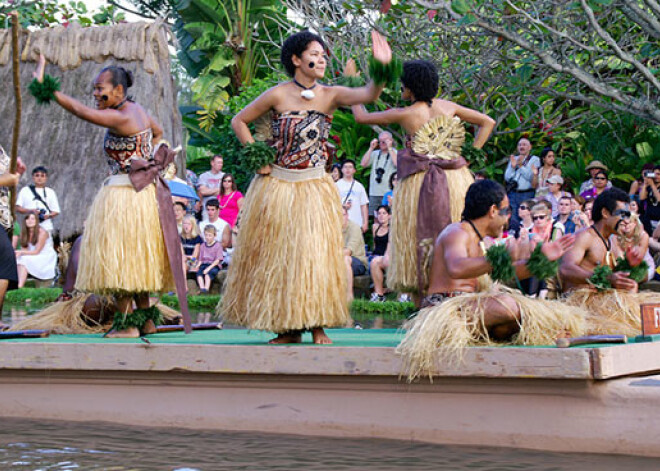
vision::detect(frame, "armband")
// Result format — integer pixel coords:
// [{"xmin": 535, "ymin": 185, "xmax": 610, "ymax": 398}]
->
[
  {"xmin": 367, "ymin": 54, "xmax": 402, "ymax": 87},
  {"xmin": 587, "ymin": 265, "xmax": 613, "ymax": 291},
  {"xmin": 485, "ymin": 244, "xmax": 515, "ymax": 282},
  {"xmin": 241, "ymin": 141, "xmax": 276, "ymax": 174},
  {"xmin": 526, "ymin": 244, "xmax": 559, "ymax": 280},
  {"xmin": 614, "ymin": 256, "xmax": 649, "ymax": 283},
  {"xmin": 28, "ymin": 75, "xmax": 61, "ymax": 105}
]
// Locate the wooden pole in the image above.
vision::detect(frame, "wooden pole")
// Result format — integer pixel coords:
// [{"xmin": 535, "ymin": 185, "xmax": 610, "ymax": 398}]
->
[{"xmin": 9, "ymin": 11, "xmax": 21, "ymax": 236}]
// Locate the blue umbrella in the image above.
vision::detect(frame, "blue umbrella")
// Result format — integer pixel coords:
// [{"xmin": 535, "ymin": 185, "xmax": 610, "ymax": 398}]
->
[{"xmin": 168, "ymin": 180, "xmax": 199, "ymax": 201}]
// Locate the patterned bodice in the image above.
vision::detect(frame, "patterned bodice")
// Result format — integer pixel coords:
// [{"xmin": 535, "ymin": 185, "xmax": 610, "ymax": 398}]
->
[
  {"xmin": 271, "ymin": 110, "xmax": 333, "ymax": 169},
  {"xmin": 104, "ymin": 129, "xmax": 153, "ymax": 174}
]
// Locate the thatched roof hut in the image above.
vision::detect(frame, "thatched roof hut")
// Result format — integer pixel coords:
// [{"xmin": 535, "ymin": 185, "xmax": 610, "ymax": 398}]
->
[{"xmin": 0, "ymin": 20, "xmax": 183, "ymax": 239}]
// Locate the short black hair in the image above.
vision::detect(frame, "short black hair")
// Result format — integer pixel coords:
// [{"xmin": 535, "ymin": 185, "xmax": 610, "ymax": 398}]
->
[
  {"xmin": 401, "ymin": 60, "xmax": 439, "ymax": 105},
  {"xmin": 32, "ymin": 166, "xmax": 48, "ymax": 175},
  {"xmin": 592, "ymin": 187, "xmax": 629, "ymax": 223},
  {"xmin": 281, "ymin": 31, "xmax": 326, "ymax": 77},
  {"xmin": 462, "ymin": 180, "xmax": 507, "ymax": 221},
  {"xmin": 341, "ymin": 159, "xmax": 356, "ymax": 169},
  {"xmin": 99, "ymin": 65, "xmax": 133, "ymax": 95},
  {"xmin": 654, "ymin": 164, "xmax": 660, "ymax": 172},
  {"xmin": 205, "ymin": 199, "xmax": 220, "ymax": 209},
  {"xmin": 174, "ymin": 202, "xmax": 186, "ymax": 211},
  {"xmin": 376, "ymin": 204, "xmax": 391, "ymax": 214}
]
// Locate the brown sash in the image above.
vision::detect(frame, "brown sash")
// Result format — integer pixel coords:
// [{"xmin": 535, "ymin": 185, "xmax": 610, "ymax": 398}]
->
[
  {"xmin": 398, "ymin": 147, "xmax": 468, "ymax": 295},
  {"xmin": 129, "ymin": 145, "xmax": 192, "ymax": 334}
]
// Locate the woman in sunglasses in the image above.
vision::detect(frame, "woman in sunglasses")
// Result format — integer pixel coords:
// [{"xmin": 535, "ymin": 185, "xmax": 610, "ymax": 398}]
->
[
  {"xmin": 580, "ymin": 170, "xmax": 609, "ymax": 201},
  {"xmin": 610, "ymin": 209, "xmax": 654, "ymax": 283},
  {"xmin": 217, "ymin": 173, "xmax": 243, "ymax": 228},
  {"xmin": 514, "ymin": 198, "xmax": 535, "ymax": 238}
]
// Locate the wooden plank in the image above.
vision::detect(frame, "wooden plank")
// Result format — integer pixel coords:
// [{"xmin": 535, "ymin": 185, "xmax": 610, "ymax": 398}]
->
[{"xmin": 591, "ymin": 340, "xmax": 660, "ymax": 379}]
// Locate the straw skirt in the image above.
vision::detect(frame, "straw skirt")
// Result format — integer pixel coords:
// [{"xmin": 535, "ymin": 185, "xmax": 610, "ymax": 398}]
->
[
  {"xmin": 388, "ymin": 166, "xmax": 474, "ymax": 293},
  {"xmin": 76, "ymin": 175, "xmax": 174, "ymax": 295},
  {"xmin": 219, "ymin": 171, "xmax": 349, "ymax": 333}
]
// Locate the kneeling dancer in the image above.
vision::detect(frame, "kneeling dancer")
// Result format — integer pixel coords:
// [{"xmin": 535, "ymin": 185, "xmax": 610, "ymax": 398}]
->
[
  {"xmin": 559, "ymin": 188, "xmax": 660, "ymax": 337},
  {"xmin": 397, "ymin": 180, "xmax": 588, "ymax": 380}
]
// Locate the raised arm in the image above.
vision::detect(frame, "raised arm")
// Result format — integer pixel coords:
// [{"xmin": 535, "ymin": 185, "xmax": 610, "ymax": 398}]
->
[
  {"xmin": 451, "ymin": 103, "xmax": 496, "ymax": 149},
  {"xmin": 351, "ymin": 104, "xmax": 409, "ymax": 126}
]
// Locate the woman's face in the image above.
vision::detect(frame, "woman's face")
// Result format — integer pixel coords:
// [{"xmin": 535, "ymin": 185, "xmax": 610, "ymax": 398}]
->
[
  {"xmin": 391, "ymin": 173, "xmax": 398, "ymax": 188},
  {"xmin": 376, "ymin": 208, "xmax": 390, "ymax": 224},
  {"xmin": 630, "ymin": 200, "xmax": 639, "ymax": 214},
  {"xmin": 532, "ymin": 210, "xmax": 550, "ymax": 231},
  {"xmin": 518, "ymin": 203, "xmax": 530, "ymax": 218},
  {"xmin": 92, "ymin": 71, "xmax": 121, "ymax": 110},
  {"xmin": 585, "ymin": 201, "xmax": 594, "ymax": 220},
  {"xmin": 174, "ymin": 204, "xmax": 185, "ymax": 222},
  {"xmin": 222, "ymin": 176, "xmax": 233, "ymax": 190},
  {"xmin": 182, "ymin": 219, "xmax": 193, "ymax": 234},
  {"xmin": 594, "ymin": 173, "xmax": 608, "ymax": 189},
  {"xmin": 294, "ymin": 41, "xmax": 327, "ymax": 79},
  {"xmin": 571, "ymin": 198, "xmax": 581, "ymax": 212},
  {"xmin": 25, "ymin": 214, "xmax": 37, "ymax": 229},
  {"xmin": 331, "ymin": 167, "xmax": 340, "ymax": 182},
  {"xmin": 545, "ymin": 152, "xmax": 555, "ymax": 166}
]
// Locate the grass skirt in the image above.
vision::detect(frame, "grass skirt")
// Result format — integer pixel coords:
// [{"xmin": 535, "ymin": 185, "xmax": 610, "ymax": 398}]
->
[
  {"xmin": 388, "ymin": 167, "xmax": 474, "ymax": 293},
  {"xmin": 218, "ymin": 173, "xmax": 349, "ymax": 333},
  {"xmin": 396, "ymin": 284, "xmax": 589, "ymax": 381},
  {"xmin": 564, "ymin": 289, "xmax": 660, "ymax": 337},
  {"xmin": 76, "ymin": 178, "xmax": 174, "ymax": 295}
]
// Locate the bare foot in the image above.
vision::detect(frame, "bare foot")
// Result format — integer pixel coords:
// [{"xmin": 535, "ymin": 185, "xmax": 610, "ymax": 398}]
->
[
  {"xmin": 105, "ymin": 327, "xmax": 140, "ymax": 338},
  {"xmin": 312, "ymin": 327, "xmax": 332, "ymax": 345},
  {"xmin": 556, "ymin": 329, "xmax": 572, "ymax": 339},
  {"xmin": 268, "ymin": 331, "xmax": 302, "ymax": 344},
  {"xmin": 141, "ymin": 319, "xmax": 157, "ymax": 335}
]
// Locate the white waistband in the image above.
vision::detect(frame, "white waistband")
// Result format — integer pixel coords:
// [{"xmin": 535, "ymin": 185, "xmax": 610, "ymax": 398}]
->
[
  {"xmin": 270, "ymin": 164, "xmax": 325, "ymax": 182},
  {"xmin": 104, "ymin": 174, "xmax": 132, "ymax": 187}
]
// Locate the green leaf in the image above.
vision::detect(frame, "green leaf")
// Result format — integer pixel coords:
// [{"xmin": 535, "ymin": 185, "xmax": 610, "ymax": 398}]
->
[
  {"xmin": 451, "ymin": 0, "xmax": 471, "ymax": 15},
  {"xmin": 208, "ymin": 52, "xmax": 236, "ymax": 71}
]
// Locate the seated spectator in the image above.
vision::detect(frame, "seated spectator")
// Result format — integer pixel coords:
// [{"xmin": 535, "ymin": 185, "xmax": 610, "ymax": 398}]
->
[
  {"xmin": 330, "ymin": 163, "xmax": 342, "ymax": 183},
  {"xmin": 611, "ymin": 211, "xmax": 655, "ymax": 282},
  {"xmin": 342, "ymin": 207, "xmax": 367, "ymax": 302},
  {"xmin": 584, "ymin": 199, "xmax": 595, "ymax": 226},
  {"xmin": 16, "ymin": 165, "xmax": 60, "ymax": 234},
  {"xmin": 369, "ymin": 205, "xmax": 391, "ymax": 302},
  {"xmin": 173, "ymin": 202, "xmax": 186, "ymax": 234},
  {"xmin": 515, "ymin": 198, "xmax": 535, "ymax": 238},
  {"xmin": 533, "ymin": 147, "xmax": 561, "ymax": 198},
  {"xmin": 580, "ymin": 170, "xmax": 609, "ymax": 201},
  {"xmin": 180, "ymin": 215, "xmax": 202, "ymax": 274},
  {"xmin": 579, "ymin": 160, "xmax": 612, "ymax": 195},
  {"xmin": 218, "ymin": 173, "xmax": 243, "ymax": 228},
  {"xmin": 381, "ymin": 172, "xmax": 398, "ymax": 208},
  {"xmin": 15, "ymin": 213, "xmax": 57, "ymax": 288},
  {"xmin": 544, "ymin": 175, "xmax": 570, "ymax": 217},
  {"xmin": 555, "ymin": 196, "xmax": 577, "ymax": 234},
  {"xmin": 196, "ymin": 225, "xmax": 223, "ymax": 294},
  {"xmin": 640, "ymin": 164, "xmax": 660, "ymax": 235},
  {"xmin": 199, "ymin": 199, "xmax": 231, "ymax": 249}
]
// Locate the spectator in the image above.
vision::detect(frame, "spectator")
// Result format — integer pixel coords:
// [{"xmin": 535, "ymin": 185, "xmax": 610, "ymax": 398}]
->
[
  {"xmin": 504, "ymin": 138, "xmax": 539, "ymax": 230},
  {"xmin": 580, "ymin": 170, "xmax": 609, "ymax": 201},
  {"xmin": 173, "ymin": 201, "xmax": 186, "ymax": 234},
  {"xmin": 198, "ymin": 154, "xmax": 225, "ymax": 220},
  {"xmin": 579, "ymin": 160, "xmax": 612, "ymax": 195},
  {"xmin": 533, "ymin": 147, "xmax": 561, "ymax": 198},
  {"xmin": 196, "ymin": 225, "xmax": 223, "ymax": 294},
  {"xmin": 555, "ymin": 196, "xmax": 577, "ymax": 234},
  {"xmin": 629, "ymin": 163, "xmax": 654, "ymax": 197},
  {"xmin": 584, "ymin": 199, "xmax": 595, "ymax": 226},
  {"xmin": 217, "ymin": 173, "xmax": 244, "ymax": 228},
  {"xmin": 640, "ymin": 164, "xmax": 660, "ymax": 235},
  {"xmin": 630, "ymin": 198, "xmax": 641, "ymax": 217},
  {"xmin": 199, "ymin": 199, "xmax": 231, "ymax": 249},
  {"xmin": 330, "ymin": 163, "xmax": 342, "ymax": 183},
  {"xmin": 16, "ymin": 166, "xmax": 60, "ymax": 234},
  {"xmin": 336, "ymin": 159, "xmax": 369, "ymax": 233},
  {"xmin": 516, "ymin": 198, "xmax": 535, "ymax": 238},
  {"xmin": 185, "ymin": 168, "xmax": 201, "ymax": 216},
  {"xmin": 369, "ymin": 205, "xmax": 391, "ymax": 302},
  {"xmin": 381, "ymin": 172, "xmax": 398, "ymax": 208},
  {"xmin": 180, "ymin": 214, "xmax": 202, "ymax": 274},
  {"xmin": 572, "ymin": 195, "xmax": 586, "ymax": 213},
  {"xmin": 361, "ymin": 132, "xmax": 398, "ymax": 215},
  {"xmin": 611, "ymin": 212, "xmax": 654, "ymax": 283},
  {"xmin": 342, "ymin": 207, "xmax": 367, "ymax": 302},
  {"xmin": 15, "ymin": 213, "xmax": 57, "ymax": 288},
  {"xmin": 544, "ymin": 175, "xmax": 570, "ymax": 217}
]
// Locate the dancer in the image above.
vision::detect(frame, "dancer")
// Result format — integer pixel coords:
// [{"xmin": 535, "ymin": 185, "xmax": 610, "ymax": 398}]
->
[
  {"xmin": 559, "ymin": 188, "xmax": 660, "ymax": 336},
  {"xmin": 396, "ymin": 180, "xmax": 587, "ymax": 380},
  {"xmin": 29, "ymin": 55, "xmax": 187, "ymax": 337},
  {"xmin": 351, "ymin": 60, "xmax": 495, "ymax": 297},
  {"xmin": 220, "ymin": 30, "xmax": 395, "ymax": 344}
]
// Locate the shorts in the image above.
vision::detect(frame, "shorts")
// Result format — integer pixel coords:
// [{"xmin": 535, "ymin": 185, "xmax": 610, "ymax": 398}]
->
[
  {"xmin": 197, "ymin": 263, "xmax": 220, "ymax": 280},
  {"xmin": 351, "ymin": 256, "xmax": 367, "ymax": 276}
]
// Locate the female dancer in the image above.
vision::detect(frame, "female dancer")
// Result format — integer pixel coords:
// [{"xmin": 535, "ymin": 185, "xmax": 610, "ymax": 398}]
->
[
  {"xmin": 31, "ymin": 55, "xmax": 177, "ymax": 337},
  {"xmin": 351, "ymin": 60, "xmax": 495, "ymax": 297},
  {"xmin": 220, "ymin": 30, "xmax": 394, "ymax": 344}
]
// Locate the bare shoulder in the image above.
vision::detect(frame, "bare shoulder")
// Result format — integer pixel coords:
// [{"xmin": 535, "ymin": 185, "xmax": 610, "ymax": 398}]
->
[{"xmin": 438, "ymin": 222, "xmax": 468, "ymax": 245}]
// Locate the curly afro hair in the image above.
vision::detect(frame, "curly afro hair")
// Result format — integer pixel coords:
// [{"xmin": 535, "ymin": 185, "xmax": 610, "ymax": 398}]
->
[
  {"xmin": 400, "ymin": 60, "xmax": 439, "ymax": 105},
  {"xmin": 281, "ymin": 31, "xmax": 326, "ymax": 77},
  {"xmin": 462, "ymin": 179, "xmax": 507, "ymax": 221}
]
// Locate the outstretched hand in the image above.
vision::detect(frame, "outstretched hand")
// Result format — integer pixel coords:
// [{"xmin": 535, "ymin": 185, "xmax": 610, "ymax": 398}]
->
[
  {"xmin": 371, "ymin": 30, "xmax": 392, "ymax": 64},
  {"xmin": 540, "ymin": 234, "xmax": 575, "ymax": 261},
  {"xmin": 33, "ymin": 53, "xmax": 46, "ymax": 83}
]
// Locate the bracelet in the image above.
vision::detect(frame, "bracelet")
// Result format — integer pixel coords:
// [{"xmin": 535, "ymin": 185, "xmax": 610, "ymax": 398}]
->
[
  {"xmin": 614, "ymin": 256, "xmax": 649, "ymax": 283},
  {"xmin": 241, "ymin": 141, "xmax": 276, "ymax": 174},
  {"xmin": 526, "ymin": 243, "xmax": 559, "ymax": 280},
  {"xmin": 485, "ymin": 244, "xmax": 515, "ymax": 282},
  {"xmin": 587, "ymin": 265, "xmax": 613, "ymax": 291},
  {"xmin": 367, "ymin": 54, "xmax": 402, "ymax": 87},
  {"xmin": 336, "ymin": 75, "xmax": 365, "ymax": 88},
  {"xmin": 28, "ymin": 74, "xmax": 61, "ymax": 105}
]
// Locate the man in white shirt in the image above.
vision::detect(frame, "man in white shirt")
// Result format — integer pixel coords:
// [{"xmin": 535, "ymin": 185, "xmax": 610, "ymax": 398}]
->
[
  {"xmin": 197, "ymin": 154, "xmax": 225, "ymax": 220},
  {"xmin": 361, "ymin": 131, "xmax": 397, "ymax": 215},
  {"xmin": 16, "ymin": 166, "xmax": 60, "ymax": 234},
  {"xmin": 199, "ymin": 199, "xmax": 231, "ymax": 249},
  {"xmin": 335, "ymin": 159, "xmax": 369, "ymax": 233}
]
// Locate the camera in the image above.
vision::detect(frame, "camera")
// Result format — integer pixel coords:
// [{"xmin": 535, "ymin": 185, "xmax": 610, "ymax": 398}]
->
[
  {"xmin": 375, "ymin": 167, "xmax": 385, "ymax": 184},
  {"xmin": 37, "ymin": 208, "xmax": 47, "ymax": 222},
  {"xmin": 645, "ymin": 171, "xmax": 656, "ymax": 178}
]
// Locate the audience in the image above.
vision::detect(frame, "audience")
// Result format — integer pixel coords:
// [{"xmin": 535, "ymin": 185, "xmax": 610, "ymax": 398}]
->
[
  {"xmin": 173, "ymin": 202, "xmax": 186, "ymax": 234},
  {"xmin": 533, "ymin": 147, "xmax": 561, "ymax": 198},
  {"xmin": 555, "ymin": 196, "xmax": 577, "ymax": 234},
  {"xmin": 342, "ymin": 207, "xmax": 367, "ymax": 302},
  {"xmin": 196, "ymin": 225, "xmax": 223, "ymax": 294},
  {"xmin": 381, "ymin": 172, "xmax": 398, "ymax": 208},
  {"xmin": 15, "ymin": 213, "xmax": 57, "ymax": 288},
  {"xmin": 199, "ymin": 199, "xmax": 231, "ymax": 250},
  {"xmin": 16, "ymin": 166, "xmax": 60, "ymax": 234},
  {"xmin": 640, "ymin": 164, "xmax": 660, "ymax": 235},
  {"xmin": 504, "ymin": 137, "xmax": 539, "ymax": 230},
  {"xmin": 180, "ymin": 214, "xmax": 202, "ymax": 275},
  {"xmin": 369, "ymin": 205, "xmax": 391, "ymax": 302},
  {"xmin": 629, "ymin": 163, "xmax": 654, "ymax": 197},
  {"xmin": 330, "ymin": 163, "xmax": 342, "ymax": 183},
  {"xmin": 336, "ymin": 159, "xmax": 369, "ymax": 233},
  {"xmin": 515, "ymin": 199, "xmax": 535, "ymax": 238},
  {"xmin": 361, "ymin": 132, "xmax": 398, "ymax": 216},
  {"xmin": 217, "ymin": 173, "xmax": 243, "ymax": 228},
  {"xmin": 198, "ymin": 154, "xmax": 225, "ymax": 220},
  {"xmin": 579, "ymin": 160, "xmax": 612, "ymax": 195},
  {"xmin": 544, "ymin": 175, "xmax": 570, "ymax": 217},
  {"xmin": 580, "ymin": 170, "xmax": 609, "ymax": 201},
  {"xmin": 610, "ymin": 211, "xmax": 655, "ymax": 282}
]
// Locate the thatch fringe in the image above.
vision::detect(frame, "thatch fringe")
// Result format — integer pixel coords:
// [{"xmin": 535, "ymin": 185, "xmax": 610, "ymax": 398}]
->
[
  {"xmin": 0, "ymin": 20, "xmax": 169, "ymax": 72},
  {"xmin": 396, "ymin": 285, "xmax": 589, "ymax": 381}
]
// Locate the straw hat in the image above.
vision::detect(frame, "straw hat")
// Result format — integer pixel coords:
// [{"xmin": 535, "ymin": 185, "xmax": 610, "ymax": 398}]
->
[{"xmin": 585, "ymin": 160, "xmax": 608, "ymax": 172}]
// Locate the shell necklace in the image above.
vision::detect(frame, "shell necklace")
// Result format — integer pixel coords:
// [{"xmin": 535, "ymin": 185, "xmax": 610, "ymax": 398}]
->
[{"xmin": 293, "ymin": 78, "xmax": 317, "ymax": 100}]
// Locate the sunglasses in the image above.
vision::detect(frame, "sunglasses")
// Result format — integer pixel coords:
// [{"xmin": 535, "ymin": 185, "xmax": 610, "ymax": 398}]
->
[
  {"xmin": 532, "ymin": 214, "xmax": 547, "ymax": 221},
  {"xmin": 612, "ymin": 209, "xmax": 632, "ymax": 219},
  {"xmin": 594, "ymin": 177, "xmax": 607, "ymax": 180},
  {"xmin": 498, "ymin": 206, "xmax": 512, "ymax": 216},
  {"xmin": 519, "ymin": 205, "xmax": 529, "ymax": 210},
  {"xmin": 223, "ymin": 179, "xmax": 233, "ymax": 182}
]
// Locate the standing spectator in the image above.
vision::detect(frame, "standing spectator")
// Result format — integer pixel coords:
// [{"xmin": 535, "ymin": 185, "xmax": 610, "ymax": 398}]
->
[
  {"xmin": 180, "ymin": 214, "xmax": 202, "ymax": 274},
  {"xmin": 533, "ymin": 147, "xmax": 561, "ymax": 198},
  {"xmin": 640, "ymin": 164, "xmax": 660, "ymax": 235},
  {"xmin": 217, "ymin": 173, "xmax": 244, "ymax": 228},
  {"xmin": 195, "ymin": 225, "xmax": 223, "ymax": 294},
  {"xmin": 369, "ymin": 205, "xmax": 391, "ymax": 302},
  {"xmin": 15, "ymin": 213, "xmax": 57, "ymax": 287},
  {"xmin": 580, "ymin": 170, "xmax": 609, "ymax": 201},
  {"xmin": 16, "ymin": 166, "xmax": 60, "ymax": 234},
  {"xmin": 544, "ymin": 175, "xmax": 570, "ymax": 217},
  {"xmin": 199, "ymin": 199, "xmax": 231, "ymax": 249},
  {"xmin": 381, "ymin": 172, "xmax": 398, "ymax": 208},
  {"xmin": 0, "ymin": 145, "xmax": 26, "ymax": 318},
  {"xmin": 361, "ymin": 132, "xmax": 397, "ymax": 215},
  {"xmin": 579, "ymin": 160, "xmax": 612, "ymax": 195},
  {"xmin": 330, "ymin": 163, "xmax": 342, "ymax": 183},
  {"xmin": 504, "ymin": 138, "xmax": 539, "ymax": 230},
  {"xmin": 336, "ymin": 159, "xmax": 369, "ymax": 233},
  {"xmin": 342, "ymin": 207, "xmax": 367, "ymax": 302},
  {"xmin": 198, "ymin": 154, "xmax": 225, "ymax": 220}
]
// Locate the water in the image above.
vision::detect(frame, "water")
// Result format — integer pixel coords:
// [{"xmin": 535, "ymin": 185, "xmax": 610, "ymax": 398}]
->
[{"xmin": 0, "ymin": 418, "xmax": 658, "ymax": 470}]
